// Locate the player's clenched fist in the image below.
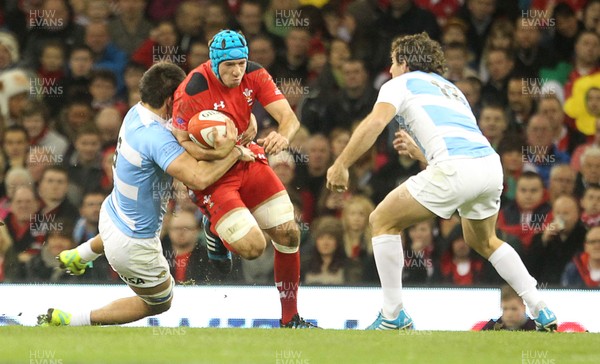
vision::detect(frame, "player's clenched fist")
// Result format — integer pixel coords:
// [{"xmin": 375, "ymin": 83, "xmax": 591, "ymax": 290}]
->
[
  {"xmin": 212, "ymin": 119, "xmax": 238, "ymax": 158},
  {"xmin": 257, "ymin": 131, "xmax": 289, "ymax": 155}
]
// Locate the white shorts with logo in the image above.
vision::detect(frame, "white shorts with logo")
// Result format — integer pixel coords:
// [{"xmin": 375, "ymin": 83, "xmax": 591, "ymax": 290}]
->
[
  {"xmin": 406, "ymin": 153, "xmax": 503, "ymax": 220},
  {"xmin": 99, "ymin": 202, "xmax": 170, "ymax": 288}
]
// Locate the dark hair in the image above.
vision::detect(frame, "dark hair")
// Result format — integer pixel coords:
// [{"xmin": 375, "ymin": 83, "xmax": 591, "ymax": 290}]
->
[
  {"xmin": 21, "ymin": 99, "xmax": 49, "ymax": 121},
  {"xmin": 69, "ymin": 44, "xmax": 93, "ymax": 58},
  {"xmin": 75, "ymin": 124, "xmax": 101, "ymax": 140},
  {"xmin": 41, "ymin": 40, "xmax": 66, "ymax": 56},
  {"xmin": 125, "ymin": 61, "xmax": 147, "ymax": 74},
  {"xmin": 553, "ymin": 2, "xmax": 576, "ymax": 18},
  {"xmin": 41, "ymin": 165, "xmax": 69, "ymax": 182},
  {"xmin": 390, "ymin": 32, "xmax": 446, "ymax": 75},
  {"xmin": 4, "ymin": 124, "xmax": 28, "ymax": 138},
  {"xmin": 90, "ymin": 69, "xmax": 117, "ymax": 87},
  {"xmin": 444, "ymin": 41, "xmax": 468, "ymax": 53},
  {"xmin": 139, "ymin": 62, "xmax": 186, "ymax": 109},
  {"xmin": 518, "ymin": 171, "xmax": 544, "ymax": 185},
  {"xmin": 307, "ymin": 217, "xmax": 348, "ymax": 274},
  {"xmin": 497, "ymin": 135, "xmax": 524, "ymax": 155}
]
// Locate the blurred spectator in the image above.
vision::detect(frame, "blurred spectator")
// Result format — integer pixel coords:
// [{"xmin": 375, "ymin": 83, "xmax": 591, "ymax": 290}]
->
[
  {"xmin": 438, "ymin": 225, "xmax": 484, "ymax": 285},
  {"xmin": 240, "ymin": 231, "xmax": 274, "ymax": 285},
  {"xmin": 185, "ymin": 41, "xmax": 209, "ymax": 72},
  {"xmin": 513, "ymin": 17, "xmax": 556, "ymax": 78},
  {"xmin": 561, "ymin": 225, "xmax": 600, "ymax": 288},
  {"xmin": 36, "ymin": 40, "xmax": 66, "ymax": 116},
  {"xmin": 2, "ymin": 125, "xmax": 30, "ymax": 171},
  {"xmin": 22, "ymin": 0, "xmax": 84, "ymax": 68},
  {"xmin": 84, "ymin": 21, "xmax": 127, "ymax": 86},
  {"xmin": 572, "ymin": 118, "xmax": 600, "ymax": 172},
  {"xmin": 548, "ymin": 164, "xmax": 576, "ymax": 204},
  {"xmin": 349, "ymin": 145, "xmax": 376, "ymax": 198},
  {"xmin": 478, "ymin": 103, "xmax": 508, "ymax": 150},
  {"xmin": 538, "ymin": 94, "xmax": 586, "ymax": 156},
  {"xmin": 314, "ymin": 38, "xmax": 351, "ymax": 98},
  {"xmin": 249, "ymin": 35, "xmax": 277, "ymax": 73},
  {"xmin": 340, "ymin": 194, "xmax": 377, "ymax": 281},
  {"xmin": 477, "ymin": 19, "xmax": 515, "ymax": 83},
  {"xmin": 203, "ymin": 1, "xmax": 231, "ymax": 43},
  {"xmin": 481, "ymin": 48, "xmax": 514, "ymax": 107},
  {"xmin": 321, "ymin": 59, "xmax": 377, "ymax": 135},
  {"xmin": 268, "ymin": 150, "xmax": 296, "ymax": 189},
  {"xmin": 507, "ymin": 77, "xmax": 536, "ymax": 131},
  {"xmin": 88, "ymin": 69, "xmax": 127, "ymax": 115},
  {"xmin": 73, "ymin": 190, "xmax": 103, "ymax": 246},
  {"xmin": 441, "ymin": 17, "xmax": 468, "ymax": 46},
  {"xmin": 0, "ymin": 68, "xmax": 32, "ymax": 125},
  {"xmin": 94, "ymin": 107, "xmax": 122, "ymax": 150},
  {"xmin": 147, "ymin": 0, "xmax": 184, "ymax": 22},
  {"xmin": 131, "ymin": 20, "xmax": 182, "ymax": 69},
  {"xmin": 574, "ymin": 146, "xmax": 600, "ymax": 198},
  {"xmin": 523, "ymin": 114, "xmax": 570, "ymax": 186},
  {"xmin": 583, "ymin": 0, "xmax": 600, "ymax": 31},
  {"xmin": 26, "ymin": 143, "xmax": 57, "ymax": 185},
  {"xmin": 498, "ymin": 136, "xmax": 526, "ymax": 204},
  {"xmin": 480, "ymin": 285, "xmax": 536, "ymax": 331},
  {"xmin": 108, "ymin": 0, "xmax": 152, "ymax": 56},
  {"xmin": 76, "ymin": 0, "xmax": 112, "ymax": 26},
  {"xmin": 163, "ymin": 210, "xmax": 228, "ymax": 285},
  {"xmin": 0, "ymin": 31, "xmax": 19, "ymax": 71},
  {"xmin": 564, "ymin": 31, "xmax": 600, "ymax": 99},
  {"xmin": 65, "ymin": 125, "xmax": 103, "ymax": 207},
  {"xmin": 293, "ymin": 134, "xmax": 331, "ymax": 223},
  {"xmin": 56, "ymin": 95, "xmax": 93, "ymax": 144},
  {"xmin": 271, "ymin": 27, "xmax": 310, "ymax": 83},
  {"xmin": 302, "ymin": 216, "xmax": 362, "ymax": 285},
  {"xmin": 4, "ymin": 186, "xmax": 41, "ymax": 275},
  {"xmin": 36, "ymin": 166, "xmax": 79, "ymax": 227},
  {"xmin": 497, "ymin": 171, "xmax": 551, "ymax": 251},
  {"xmin": 380, "ymin": 0, "xmax": 440, "ymax": 43},
  {"xmin": 443, "ymin": 42, "xmax": 478, "ymax": 82},
  {"xmin": 527, "ymin": 195, "xmax": 586, "ymax": 285},
  {"xmin": 455, "ymin": 76, "xmax": 483, "ymax": 119},
  {"xmin": 236, "ymin": 0, "xmax": 280, "ymax": 45},
  {"xmin": 580, "ymin": 184, "xmax": 600, "ymax": 228},
  {"xmin": 64, "ymin": 45, "xmax": 94, "ymax": 97},
  {"xmin": 0, "ymin": 220, "xmax": 12, "ymax": 281},
  {"xmin": 99, "ymin": 146, "xmax": 116, "ymax": 195},
  {"xmin": 552, "ymin": 2, "xmax": 584, "ymax": 63},
  {"xmin": 173, "ymin": 0, "xmax": 204, "ymax": 54},
  {"xmin": 0, "ymin": 167, "xmax": 33, "ymax": 220},
  {"xmin": 330, "ymin": 128, "xmax": 350, "ymax": 160},
  {"xmin": 26, "ymin": 226, "xmax": 77, "ymax": 283},
  {"xmin": 121, "ymin": 62, "xmax": 145, "ymax": 102},
  {"xmin": 457, "ymin": 0, "xmax": 498, "ymax": 63},
  {"xmin": 403, "ymin": 220, "xmax": 438, "ymax": 284},
  {"xmin": 20, "ymin": 99, "xmax": 69, "ymax": 159}
]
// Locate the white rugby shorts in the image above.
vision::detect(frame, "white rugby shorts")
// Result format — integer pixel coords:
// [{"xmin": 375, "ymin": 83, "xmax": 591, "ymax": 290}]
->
[
  {"xmin": 99, "ymin": 202, "xmax": 170, "ymax": 288},
  {"xmin": 406, "ymin": 153, "xmax": 503, "ymax": 220}
]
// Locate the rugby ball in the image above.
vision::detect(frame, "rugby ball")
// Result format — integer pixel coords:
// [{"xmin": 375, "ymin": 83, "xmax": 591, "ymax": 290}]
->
[{"xmin": 188, "ymin": 110, "xmax": 230, "ymax": 148}]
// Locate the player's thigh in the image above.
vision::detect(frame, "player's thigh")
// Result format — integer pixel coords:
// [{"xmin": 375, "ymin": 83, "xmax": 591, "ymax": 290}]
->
[
  {"xmin": 252, "ymin": 191, "xmax": 298, "ymax": 245},
  {"xmin": 215, "ymin": 207, "xmax": 266, "ymax": 254},
  {"xmin": 371, "ymin": 183, "xmax": 436, "ymax": 235}
]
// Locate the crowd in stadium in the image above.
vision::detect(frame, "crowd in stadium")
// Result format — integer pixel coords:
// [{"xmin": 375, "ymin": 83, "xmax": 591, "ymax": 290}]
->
[{"xmin": 0, "ymin": 0, "xmax": 600, "ymax": 289}]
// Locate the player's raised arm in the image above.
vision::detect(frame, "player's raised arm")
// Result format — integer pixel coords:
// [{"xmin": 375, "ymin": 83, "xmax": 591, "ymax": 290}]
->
[
  {"xmin": 259, "ymin": 99, "xmax": 300, "ymax": 155},
  {"xmin": 326, "ymin": 102, "xmax": 397, "ymax": 192}
]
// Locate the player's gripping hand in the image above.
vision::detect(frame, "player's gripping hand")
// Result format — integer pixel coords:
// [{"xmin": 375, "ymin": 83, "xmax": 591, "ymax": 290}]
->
[
  {"xmin": 212, "ymin": 119, "xmax": 238, "ymax": 159},
  {"xmin": 393, "ymin": 130, "xmax": 426, "ymax": 163},
  {"xmin": 257, "ymin": 131, "xmax": 289, "ymax": 155},
  {"xmin": 235, "ymin": 145, "xmax": 256, "ymax": 162},
  {"xmin": 239, "ymin": 113, "xmax": 258, "ymax": 146}
]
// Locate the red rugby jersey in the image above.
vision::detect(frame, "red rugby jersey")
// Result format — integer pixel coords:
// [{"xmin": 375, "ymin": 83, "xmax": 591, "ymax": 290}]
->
[{"xmin": 172, "ymin": 60, "xmax": 284, "ymax": 133}]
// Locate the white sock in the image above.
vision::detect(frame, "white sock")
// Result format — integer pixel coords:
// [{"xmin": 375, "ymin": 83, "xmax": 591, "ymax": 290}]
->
[
  {"xmin": 372, "ymin": 234, "xmax": 404, "ymax": 319},
  {"xmin": 69, "ymin": 310, "xmax": 92, "ymax": 326},
  {"xmin": 77, "ymin": 239, "xmax": 101, "ymax": 262},
  {"xmin": 488, "ymin": 243, "xmax": 545, "ymax": 317}
]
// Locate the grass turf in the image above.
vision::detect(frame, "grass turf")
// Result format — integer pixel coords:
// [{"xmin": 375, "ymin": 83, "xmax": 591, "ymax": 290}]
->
[{"xmin": 1, "ymin": 327, "xmax": 597, "ymax": 364}]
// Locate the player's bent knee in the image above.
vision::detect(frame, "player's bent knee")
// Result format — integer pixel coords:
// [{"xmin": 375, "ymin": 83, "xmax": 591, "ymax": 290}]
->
[
  {"xmin": 252, "ymin": 194, "xmax": 295, "ymax": 230},
  {"xmin": 269, "ymin": 221, "xmax": 300, "ymax": 248},
  {"xmin": 138, "ymin": 277, "xmax": 174, "ymax": 313},
  {"xmin": 233, "ymin": 227, "xmax": 266, "ymax": 260}
]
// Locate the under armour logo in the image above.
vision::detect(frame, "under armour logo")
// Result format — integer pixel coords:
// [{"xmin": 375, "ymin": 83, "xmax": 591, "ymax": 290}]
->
[{"xmin": 213, "ymin": 101, "xmax": 225, "ymax": 110}]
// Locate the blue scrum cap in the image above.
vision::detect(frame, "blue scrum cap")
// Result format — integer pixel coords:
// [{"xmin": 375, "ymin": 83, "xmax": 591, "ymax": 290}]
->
[{"xmin": 209, "ymin": 30, "xmax": 249, "ymax": 80}]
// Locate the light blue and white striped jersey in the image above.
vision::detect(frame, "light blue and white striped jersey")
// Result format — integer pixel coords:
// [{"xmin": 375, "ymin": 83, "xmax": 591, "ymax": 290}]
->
[
  {"xmin": 377, "ymin": 71, "xmax": 494, "ymax": 163},
  {"xmin": 105, "ymin": 103, "xmax": 185, "ymax": 238}
]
